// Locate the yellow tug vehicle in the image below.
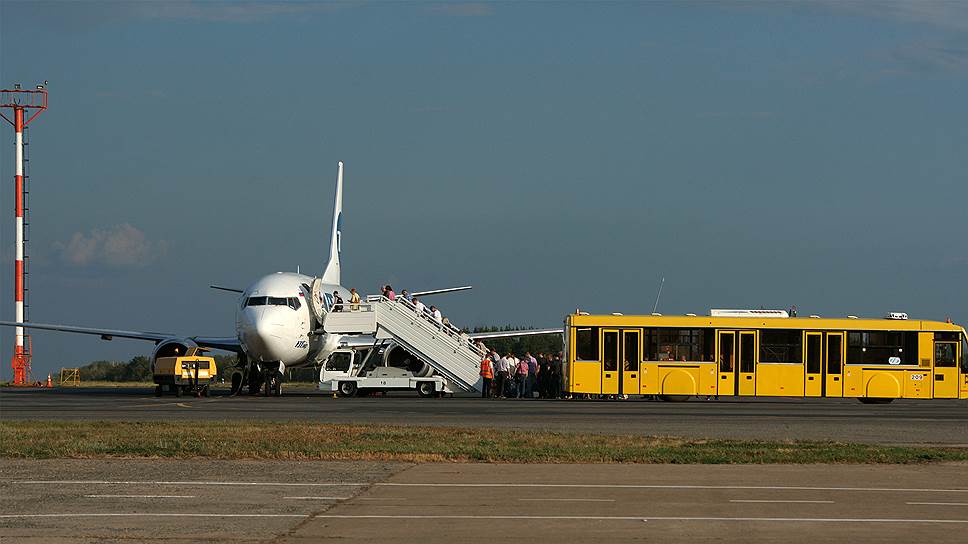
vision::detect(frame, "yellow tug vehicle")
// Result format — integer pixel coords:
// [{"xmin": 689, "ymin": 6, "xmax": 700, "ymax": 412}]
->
[{"xmin": 153, "ymin": 347, "xmax": 217, "ymax": 397}]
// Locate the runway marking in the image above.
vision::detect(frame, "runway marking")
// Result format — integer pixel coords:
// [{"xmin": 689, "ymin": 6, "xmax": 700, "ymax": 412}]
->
[
  {"xmin": 518, "ymin": 498, "xmax": 616, "ymax": 502},
  {"xmin": 730, "ymin": 500, "xmax": 834, "ymax": 504},
  {"xmin": 175, "ymin": 403, "xmax": 192, "ymax": 408},
  {"xmin": 284, "ymin": 496, "xmax": 352, "ymax": 500},
  {"xmin": 0, "ymin": 513, "xmax": 307, "ymax": 519},
  {"xmin": 907, "ymin": 502, "xmax": 968, "ymax": 506},
  {"xmin": 85, "ymin": 495, "xmax": 196, "ymax": 499},
  {"xmin": 13, "ymin": 480, "xmax": 366, "ymax": 487},
  {"xmin": 310, "ymin": 514, "xmax": 968, "ymax": 524},
  {"xmin": 15, "ymin": 481, "xmax": 968, "ymax": 494},
  {"xmin": 3, "ymin": 513, "xmax": 966, "ymax": 524}
]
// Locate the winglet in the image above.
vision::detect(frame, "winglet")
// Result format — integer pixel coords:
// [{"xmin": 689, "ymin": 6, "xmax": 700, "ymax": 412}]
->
[{"xmin": 321, "ymin": 161, "xmax": 343, "ymax": 284}]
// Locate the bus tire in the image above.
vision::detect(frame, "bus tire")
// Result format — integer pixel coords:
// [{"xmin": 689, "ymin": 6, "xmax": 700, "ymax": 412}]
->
[
  {"xmin": 417, "ymin": 381, "xmax": 436, "ymax": 398},
  {"xmin": 859, "ymin": 398, "xmax": 894, "ymax": 404},
  {"xmin": 155, "ymin": 385, "xmax": 162, "ymax": 397},
  {"xmin": 659, "ymin": 395, "xmax": 691, "ymax": 402},
  {"xmin": 338, "ymin": 381, "xmax": 357, "ymax": 397}
]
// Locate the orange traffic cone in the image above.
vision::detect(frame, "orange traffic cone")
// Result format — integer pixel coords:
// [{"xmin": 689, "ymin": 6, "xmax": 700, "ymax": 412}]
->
[{"xmin": 46, "ymin": 374, "xmax": 52, "ymax": 388}]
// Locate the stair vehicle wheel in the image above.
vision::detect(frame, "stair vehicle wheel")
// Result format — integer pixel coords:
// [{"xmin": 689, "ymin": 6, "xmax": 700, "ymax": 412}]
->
[
  {"xmin": 417, "ymin": 381, "xmax": 436, "ymax": 398},
  {"xmin": 338, "ymin": 381, "xmax": 357, "ymax": 397},
  {"xmin": 175, "ymin": 386, "xmax": 183, "ymax": 398}
]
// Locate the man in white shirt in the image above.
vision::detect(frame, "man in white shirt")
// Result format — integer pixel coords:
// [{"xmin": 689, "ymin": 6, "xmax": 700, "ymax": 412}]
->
[
  {"xmin": 414, "ymin": 297, "xmax": 426, "ymax": 316},
  {"xmin": 431, "ymin": 306, "xmax": 443, "ymax": 324}
]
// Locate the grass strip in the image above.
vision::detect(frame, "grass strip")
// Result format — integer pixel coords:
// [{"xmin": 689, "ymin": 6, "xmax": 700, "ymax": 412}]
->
[{"xmin": 1, "ymin": 421, "xmax": 965, "ymax": 464}]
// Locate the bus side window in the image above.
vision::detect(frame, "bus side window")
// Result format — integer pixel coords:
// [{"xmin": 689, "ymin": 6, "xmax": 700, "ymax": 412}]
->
[{"xmin": 575, "ymin": 327, "xmax": 599, "ymax": 361}]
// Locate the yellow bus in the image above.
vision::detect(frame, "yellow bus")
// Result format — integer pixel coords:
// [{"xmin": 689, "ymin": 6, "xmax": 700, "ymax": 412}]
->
[{"xmin": 563, "ymin": 310, "xmax": 968, "ymax": 402}]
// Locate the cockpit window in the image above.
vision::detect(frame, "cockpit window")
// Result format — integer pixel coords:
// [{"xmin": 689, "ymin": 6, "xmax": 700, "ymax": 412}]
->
[{"xmin": 246, "ymin": 296, "xmax": 301, "ymax": 309}]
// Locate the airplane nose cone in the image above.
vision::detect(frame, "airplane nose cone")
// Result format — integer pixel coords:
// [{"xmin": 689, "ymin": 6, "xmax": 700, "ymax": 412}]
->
[{"xmin": 242, "ymin": 311, "xmax": 290, "ymax": 362}]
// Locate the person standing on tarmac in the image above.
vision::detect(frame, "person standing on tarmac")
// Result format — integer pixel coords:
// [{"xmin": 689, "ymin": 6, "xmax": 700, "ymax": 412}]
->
[
  {"xmin": 479, "ymin": 354, "xmax": 494, "ymax": 398},
  {"xmin": 515, "ymin": 355, "xmax": 529, "ymax": 399},
  {"xmin": 495, "ymin": 353, "xmax": 510, "ymax": 398},
  {"xmin": 525, "ymin": 352, "xmax": 538, "ymax": 398}
]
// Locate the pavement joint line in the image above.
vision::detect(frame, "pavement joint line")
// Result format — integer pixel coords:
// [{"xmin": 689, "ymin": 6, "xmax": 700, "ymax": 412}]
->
[
  {"xmin": 0, "ymin": 513, "xmax": 308, "ymax": 519},
  {"xmin": 12, "ymin": 480, "xmax": 367, "ymax": 487},
  {"xmin": 84, "ymin": 495, "xmax": 196, "ymax": 499},
  {"xmin": 373, "ymin": 483, "xmax": 968, "ymax": 493},
  {"xmin": 906, "ymin": 502, "xmax": 968, "ymax": 506},
  {"xmin": 284, "ymin": 497, "xmax": 352, "ymax": 500},
  {"xmin": 518, "ymin": 498, "xmax": 616, "ymax": 502},
  {"xmin": 307, "ymin": 514, "xmax": 968, "ymax": 523},
  {"xmin": 729, "ymin": 500, "xmax": 834, "ymax": 504}
]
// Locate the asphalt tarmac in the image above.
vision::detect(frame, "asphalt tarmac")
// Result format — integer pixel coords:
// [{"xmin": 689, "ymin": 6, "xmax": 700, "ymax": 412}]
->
[
  {"xmin": 2, "ymin": 459, "xmax": 967, "ymax": 543},
  {"xmin": 2, "ymin": 387, "xmax": 966, "ymax": 445}
]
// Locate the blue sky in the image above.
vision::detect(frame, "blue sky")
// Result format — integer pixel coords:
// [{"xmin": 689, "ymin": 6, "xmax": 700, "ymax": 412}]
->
[{"xmin": 2, "ymin": 1, "xmax": 967, "ymax": 378}]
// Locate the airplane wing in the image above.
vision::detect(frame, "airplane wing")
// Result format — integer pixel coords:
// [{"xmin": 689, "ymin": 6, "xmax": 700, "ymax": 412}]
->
[
  {"xmin": 210, "ymin": 285, "xmax": 244, "ymax": 294},
  {"xmin": 467, "ymin": 328, "xmax": 563, "ymax": 340},
  {"xmin": 411, "ymin": 286, "xmax": 472, "ymax": 297},
  {"xmin": 0, "ymin": 321, "xmax": 242, "ymax": 353}
]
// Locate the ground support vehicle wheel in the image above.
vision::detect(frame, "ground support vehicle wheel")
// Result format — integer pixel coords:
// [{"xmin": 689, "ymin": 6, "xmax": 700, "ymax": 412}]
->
[
  {"xmin": 175, "ymin": 386, "xmax": 183, "ymax": 397},
  {"xmin": 202, "ymin": 385, "xmax": 210, "ymax": 397},
  {"xmin": 859, "ymin": 398, "xmax": 894, "ymax": 404},
  {"xmin": 338, "ymin": 381, "xmax": 358, "ymax": 397},
  {"xmin": 155, "ymin": 385, "xmax": 162, "ymax": 397},
  {"xmin": 417, "ymin": 381, "xmax": 436, "ymax": 398}
]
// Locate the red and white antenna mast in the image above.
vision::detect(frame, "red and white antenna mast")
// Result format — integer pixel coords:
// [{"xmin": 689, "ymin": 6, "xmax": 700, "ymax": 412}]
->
[{"xmin": 1, "ymin": 83, "xmax": 47, "ymax": 386}]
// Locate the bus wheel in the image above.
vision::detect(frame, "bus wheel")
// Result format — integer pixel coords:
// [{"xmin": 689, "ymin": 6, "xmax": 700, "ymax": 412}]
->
[
  {"xmin": 859, "ymin": 398, "xmax": 894, "ymax": 404},
  {"xmin": 338, "ymin": 381, "xmax": 357, "ymax": 397},
  {"xmin": 659, "ymin": 395, "xmax": 691, "ymax": 402},
  {"xmin": 154, "ymin": 385, "xmax": 162, "ymax": 397},
  {"xmin": 417, "ymin": 381, "xmax": 436, "ymax": 398}
]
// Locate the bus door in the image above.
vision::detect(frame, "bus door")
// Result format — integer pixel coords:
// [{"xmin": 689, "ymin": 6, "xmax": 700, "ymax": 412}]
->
[
  {"xmin": 621, "ymin": 329, "xmax": 640, "ymax": 396},
  {"xmin": 601, "ymin": 329, "xmax": 620, "ymax": 395},
  {"xmin": 825, "ymin": 332, "xmax": 844, "ymax": 397},
  {"xmin": 933, "ymin": 337, "xmax": 960, "ymax": 399},
  {"xmin": 738, "ymin": 331, "xmax": 757, "ymax": 396},
  {"xmin": 805, "ymin": 332, "xmax": 823, "ymax": 397},
  {"xmin": 718, "ymin": 331, "xmax": 736, "ymax": 396}
]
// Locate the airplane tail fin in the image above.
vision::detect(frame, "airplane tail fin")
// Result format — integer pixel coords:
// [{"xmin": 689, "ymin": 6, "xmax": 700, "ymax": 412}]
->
[{"xmin": 321, "ymin": 161, "xmax": 343, "ymax": 284}]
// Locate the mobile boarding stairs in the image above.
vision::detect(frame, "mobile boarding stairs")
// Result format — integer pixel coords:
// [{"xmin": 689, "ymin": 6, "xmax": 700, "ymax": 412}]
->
[{"xmin": 321, "ymin": 295, "xmax": 485, "ymax": 394}]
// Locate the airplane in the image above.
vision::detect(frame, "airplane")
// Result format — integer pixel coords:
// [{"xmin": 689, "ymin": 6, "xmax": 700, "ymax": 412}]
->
[{"xmin": 1, "ymin": 162, "xmax": 559, "ymax": 395}]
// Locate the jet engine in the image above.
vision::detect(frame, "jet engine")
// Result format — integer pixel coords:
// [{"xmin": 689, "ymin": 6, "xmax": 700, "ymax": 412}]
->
[{"xmin": 151, "ymin": 338, "xmax": 200, "ymax": 362}]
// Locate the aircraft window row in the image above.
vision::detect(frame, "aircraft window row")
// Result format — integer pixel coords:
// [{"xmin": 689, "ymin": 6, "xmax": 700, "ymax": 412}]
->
[
  {"xmin": 244, "ymin": 296, "xmax": 302, "ymax": 310},
  {"xmin": 847, "ymin": 331, "xmax": 918, "ymax": 365},
  {"xmin": 759, "ymin": 329, "xmax": 803, "ymax": 364}
]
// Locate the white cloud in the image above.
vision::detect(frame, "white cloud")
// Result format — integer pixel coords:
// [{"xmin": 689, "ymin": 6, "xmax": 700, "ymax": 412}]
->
[{"xmin": 53, "ymin": 224, "xmax": 169, "ymax": 268}]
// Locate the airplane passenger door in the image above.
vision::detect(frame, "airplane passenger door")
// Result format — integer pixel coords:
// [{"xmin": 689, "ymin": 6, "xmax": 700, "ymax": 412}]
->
[
  {"xmin": 825, "ymin": 332, "xmax": 844, "ymax": 397},
  {"xmin": 718, "ymin": 331, "xmax": 736, "ymax": 396},
  {"xmin": 621, "ymin": 329, "xmax": 640, "ymax": 396},
  {"xmin": 738, "ymin": 331, "xmax": 757, "ymax": 396},
  {"xmin": 601, "ymin": 329, "xmax": 619, "ymax": 395},
  {"xmin": 805, "ymin": 332, "xmax": 823, "ymax": 397}
]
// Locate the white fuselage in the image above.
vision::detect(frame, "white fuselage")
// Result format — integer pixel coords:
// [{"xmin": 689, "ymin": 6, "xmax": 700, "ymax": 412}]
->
[{"xmin": 235, "ymin": 272, "xmax": 351, "ymax": 369}]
